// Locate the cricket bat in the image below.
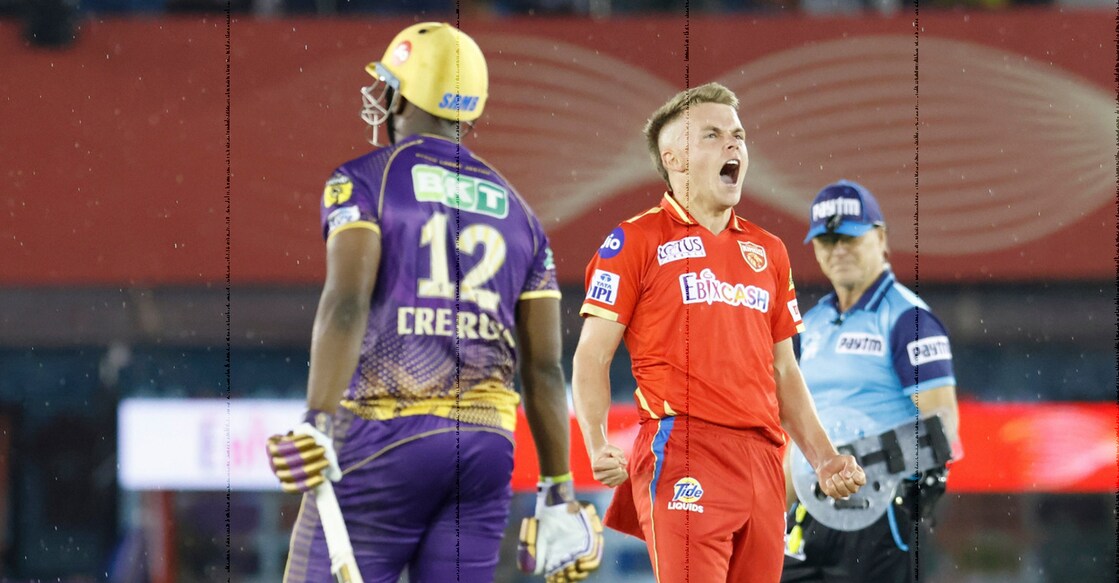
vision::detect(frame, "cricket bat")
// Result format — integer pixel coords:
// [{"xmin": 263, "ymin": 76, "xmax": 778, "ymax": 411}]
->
[{"xmin": 314, "ymin": 480, "xmax": 364, "ymax": 583}]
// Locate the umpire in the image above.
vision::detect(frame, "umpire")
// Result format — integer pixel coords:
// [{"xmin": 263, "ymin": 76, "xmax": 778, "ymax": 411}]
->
[{"xmin": 782, "ymin": 180, "xmax": 962, "ymax": 582}]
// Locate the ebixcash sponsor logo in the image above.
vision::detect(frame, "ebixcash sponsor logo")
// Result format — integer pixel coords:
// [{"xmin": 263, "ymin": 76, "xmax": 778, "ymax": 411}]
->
[
  {"xmin": 667, "ymin": 477, "xmax": 705, "ymax": 513},
  {"xmin": 657, "ymin": 236, "xmax": 705, "ymax": 265},
  {"xmin": 679, "ymin": 268, "xmax": 770, "ymax": 312}
]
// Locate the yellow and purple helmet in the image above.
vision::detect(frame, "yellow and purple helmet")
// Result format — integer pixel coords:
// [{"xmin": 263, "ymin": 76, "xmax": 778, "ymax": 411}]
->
[{"xmin": 361, "ymin": 22, "xmax": 489, "ymax": 145}]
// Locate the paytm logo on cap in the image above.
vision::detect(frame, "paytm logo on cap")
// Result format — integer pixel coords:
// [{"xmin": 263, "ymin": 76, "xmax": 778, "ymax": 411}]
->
[
  {"xmin": 811, "ymin": 197, "xmax": 862, "ymax": 221},
  {"xmin": 587, "ymin": 269, "xmax": 620, "ymax": 305}
]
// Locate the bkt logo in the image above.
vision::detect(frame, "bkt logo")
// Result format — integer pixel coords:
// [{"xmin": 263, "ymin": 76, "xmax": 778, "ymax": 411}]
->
[
  {"xmin": 598, "ymin": 227, "xmax": 625, "ymax": 259},
  {"xmin": 668, "ymin": 477, "xmax": 705, "ymax": 513}
]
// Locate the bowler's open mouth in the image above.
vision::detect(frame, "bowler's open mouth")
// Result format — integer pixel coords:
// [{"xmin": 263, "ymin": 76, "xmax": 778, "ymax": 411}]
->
[{"xmin": 719, "ymin": 159, "xmax": 741, "ymax": 185}]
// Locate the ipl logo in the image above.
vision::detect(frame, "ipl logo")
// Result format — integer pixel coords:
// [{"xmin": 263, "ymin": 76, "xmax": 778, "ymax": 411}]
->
[
  {"xmin": 668, "ymin": 477, "xmax": 705, "ymax": 513},
  {"xmin": 587, "ymin": 269, "xmax": 619, "ymax": 306}
]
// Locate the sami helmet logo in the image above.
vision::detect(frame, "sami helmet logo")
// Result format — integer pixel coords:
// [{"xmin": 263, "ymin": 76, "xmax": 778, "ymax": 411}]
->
[
  {"xmin": 391, "ymin": 40, "xmax": 412, "ymax": 65},
  {"xmin": 438, "ymin": 93, "xmax": 481, "ymax": 112}
]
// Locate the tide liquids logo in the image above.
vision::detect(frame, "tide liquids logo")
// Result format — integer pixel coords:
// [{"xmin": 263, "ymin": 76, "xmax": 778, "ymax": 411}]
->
[{"xmin": 668, "ymin": 477, "xmax": 705, "ymax": 513}]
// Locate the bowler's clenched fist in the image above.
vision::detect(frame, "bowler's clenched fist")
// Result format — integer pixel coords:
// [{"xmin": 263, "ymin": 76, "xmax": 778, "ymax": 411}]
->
[
  {"xmin": 589, "ymin": 444, "xmax": 628, "ymax": 488},
  {"xmin": 815, "ymin": 454, "xmax": 865, "ymax": 499}
]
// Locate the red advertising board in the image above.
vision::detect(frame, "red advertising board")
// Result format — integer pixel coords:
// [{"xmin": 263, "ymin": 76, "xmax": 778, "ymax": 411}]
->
[
  {"xmin": 512, "ymin": 401, "xmax": 1118, "ymax": 493},
  {"xmin": 1, "ymin": 11, "xmax": 1111, "ymax": 286}
]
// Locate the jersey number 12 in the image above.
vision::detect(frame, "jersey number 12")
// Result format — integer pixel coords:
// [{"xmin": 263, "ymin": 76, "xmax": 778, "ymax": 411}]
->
[{"xmin": 417, "ymin": 212, "xmax": 506, "ymax": 312}]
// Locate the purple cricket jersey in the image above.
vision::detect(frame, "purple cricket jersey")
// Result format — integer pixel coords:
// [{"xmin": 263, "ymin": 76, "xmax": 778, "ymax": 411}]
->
[
  {"xmin": 285, "ymin": 134, "xmax": 560, "ymax": 583},
  {"xmin": 319, "ymin": 133, "xmax": 560, "ymax": 432}
]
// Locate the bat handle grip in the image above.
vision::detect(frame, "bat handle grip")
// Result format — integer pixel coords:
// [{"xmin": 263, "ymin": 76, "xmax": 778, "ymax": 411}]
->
[{"xmin": 314, "ymin": 481, "xmax": 364, "ymax": 583}]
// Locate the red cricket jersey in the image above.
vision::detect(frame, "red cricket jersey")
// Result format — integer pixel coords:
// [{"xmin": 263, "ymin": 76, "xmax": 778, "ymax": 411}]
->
[{"xmin": 581, "ymin": 193, "xmax": 805, "ymax": 443}]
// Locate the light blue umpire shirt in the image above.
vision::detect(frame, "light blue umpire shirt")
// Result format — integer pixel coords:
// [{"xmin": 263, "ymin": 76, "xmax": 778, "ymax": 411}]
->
[{"xmin": 795, "ymin": 268, "xmax": 956, "ymax": 443}]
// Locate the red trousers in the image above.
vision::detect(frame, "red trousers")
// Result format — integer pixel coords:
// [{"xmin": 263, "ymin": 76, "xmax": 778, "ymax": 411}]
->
[{"xmin": 605, "ymin": 416, "xmax": 787, "ymax": 583}]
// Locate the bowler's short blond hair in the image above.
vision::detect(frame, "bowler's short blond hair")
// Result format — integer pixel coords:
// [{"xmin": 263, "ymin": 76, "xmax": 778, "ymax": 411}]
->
[{"xmin": 643, "ymin": 82, "xmax": 740, "ymax": 187}]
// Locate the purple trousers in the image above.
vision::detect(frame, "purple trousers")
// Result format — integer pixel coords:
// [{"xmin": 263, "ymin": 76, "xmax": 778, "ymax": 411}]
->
[{"xmin": 283, "ymin": 412, "xmax": 515, "ymax": 583}]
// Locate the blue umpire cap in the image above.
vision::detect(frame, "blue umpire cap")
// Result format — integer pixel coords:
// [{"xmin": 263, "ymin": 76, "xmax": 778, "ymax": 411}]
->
[{"xmin": 803, "ymin": 180, "xmax": 886, "ymax": 243}]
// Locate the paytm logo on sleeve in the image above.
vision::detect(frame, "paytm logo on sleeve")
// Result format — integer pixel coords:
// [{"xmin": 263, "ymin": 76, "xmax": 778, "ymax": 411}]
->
[
  {"xmin": 587, "ymin": 269, "xmax": 620, "ymax": 305},
  {"xmin": 908, "ymin": 336, "xmax": 952, "ymax": 366}
]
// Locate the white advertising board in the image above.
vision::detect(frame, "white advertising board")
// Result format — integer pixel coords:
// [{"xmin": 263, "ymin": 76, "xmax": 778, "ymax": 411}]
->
[{"xmin": 118, "ymin": 398, "xmax": 302, "ymax": 491}]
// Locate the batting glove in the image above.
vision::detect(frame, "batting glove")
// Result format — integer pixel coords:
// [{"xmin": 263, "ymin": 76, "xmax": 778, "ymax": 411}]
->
[
  {"xmin": 517, "ymin": 476, "xmax": 605, "ymax": 583},
  {"xmin": 266, "ymin": 410, "xmax": 342, "ymax": 494}
]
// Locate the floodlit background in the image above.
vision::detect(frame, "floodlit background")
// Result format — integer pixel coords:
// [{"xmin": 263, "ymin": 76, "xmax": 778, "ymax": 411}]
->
[{"xmin": 0, "ymin": 0, "xmax": 1114, "ymax": 581}]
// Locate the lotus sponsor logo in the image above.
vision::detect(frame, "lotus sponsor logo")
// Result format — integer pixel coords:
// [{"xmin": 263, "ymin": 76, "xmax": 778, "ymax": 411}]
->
[
  {"xmin": 598, "ymin": 227, "xmax": 625, "ymax": 259},
  {"xmin": 587, "ymin": 269, "xmax": 620, "ymax": 305},
  {"xmin": 908, "ymin": 335, "xmax": 952, "ymax": 366},
  {"xmin": 835, "ymin": 333, "xmax": 885, "ymax": 356},
  {"xmin": 657, "ymin": 236, "xmax": 705, "ymax": 265},
  {"xmin": 679, "ymin": 268, "xmax": 770, "ymax": 312},
  {"xmin": 668, "ymin": 477, "xmax": 705, "ymax": 513}
]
